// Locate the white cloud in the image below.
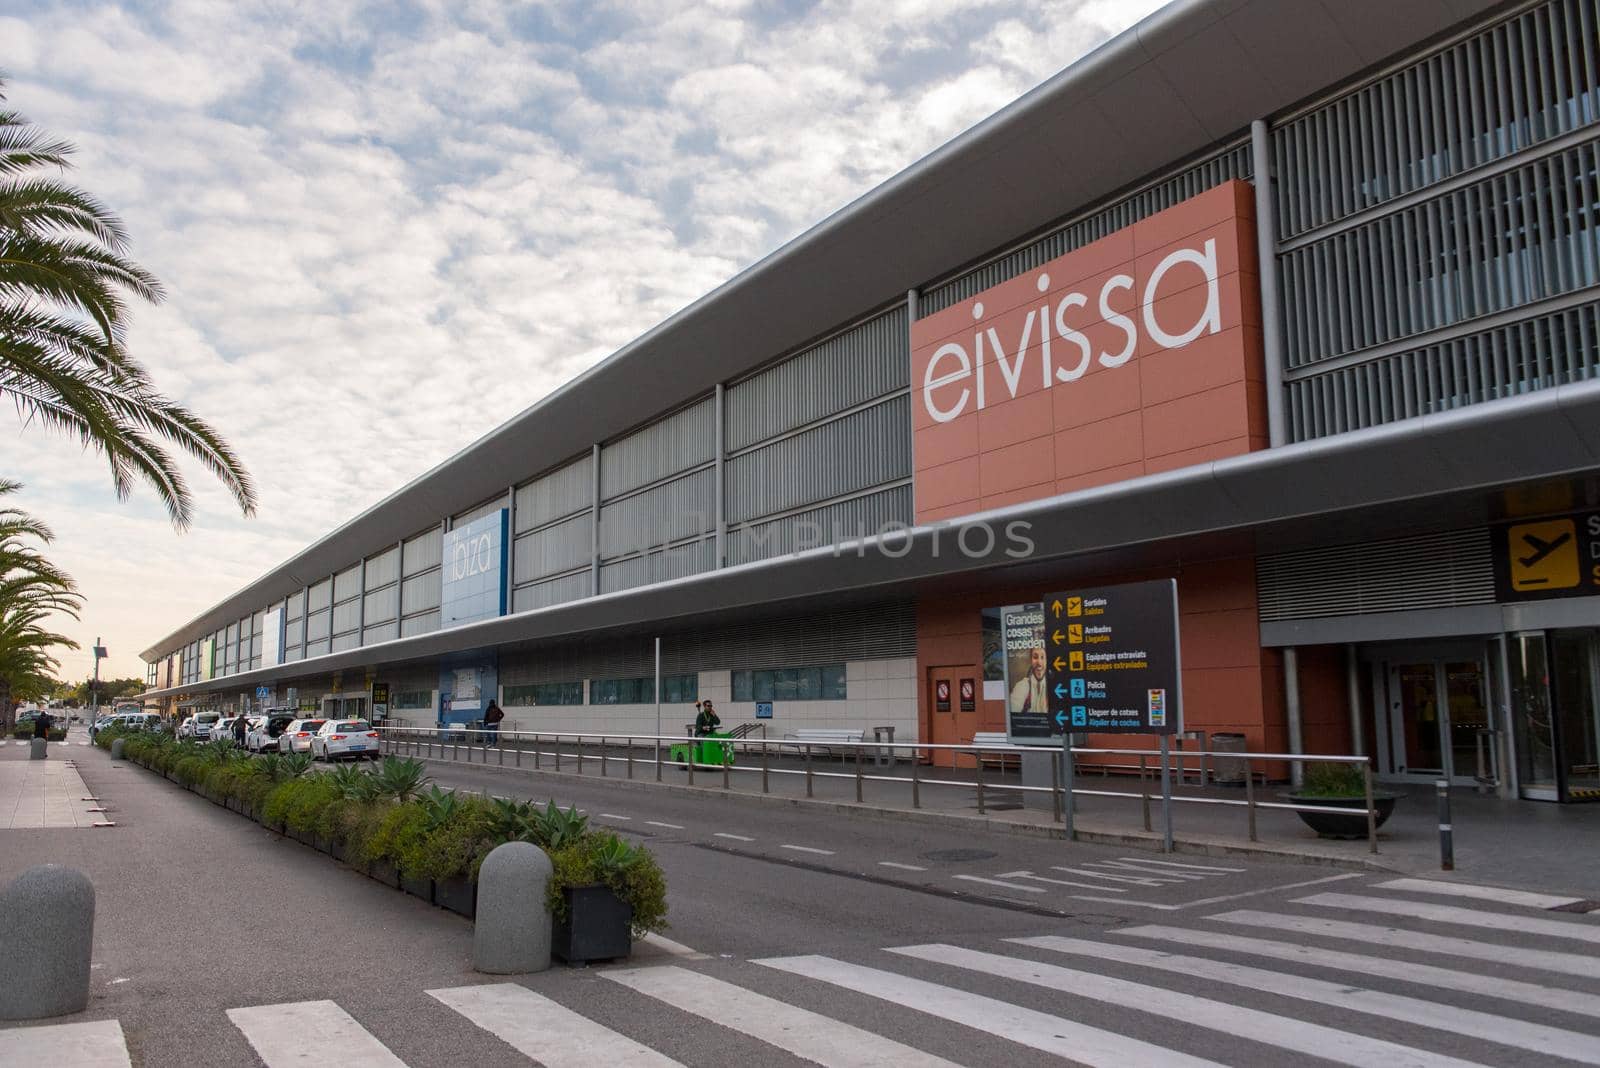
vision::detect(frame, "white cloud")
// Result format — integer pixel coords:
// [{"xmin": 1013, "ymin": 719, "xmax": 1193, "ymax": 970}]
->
[{"xmin": 4, "ymin": 0, "xmax": 1166, "ymax": 681}]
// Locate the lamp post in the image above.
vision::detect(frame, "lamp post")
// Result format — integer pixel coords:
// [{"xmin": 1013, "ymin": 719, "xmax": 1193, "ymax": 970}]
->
[{"xmin": 90, "ymin": 639, "xmax": 107, "ymax": 719}]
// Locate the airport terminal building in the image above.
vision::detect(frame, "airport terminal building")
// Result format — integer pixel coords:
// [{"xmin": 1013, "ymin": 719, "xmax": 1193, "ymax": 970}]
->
[{"xmin": 143, "ymin": 0, "xmax": 1600, "ymax": 803}]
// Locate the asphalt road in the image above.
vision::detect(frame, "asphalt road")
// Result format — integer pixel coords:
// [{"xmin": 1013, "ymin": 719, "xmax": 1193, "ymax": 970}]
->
[{"xmin": 2, "ymin": 734, "xmax": 1598, "ymax": 1067}]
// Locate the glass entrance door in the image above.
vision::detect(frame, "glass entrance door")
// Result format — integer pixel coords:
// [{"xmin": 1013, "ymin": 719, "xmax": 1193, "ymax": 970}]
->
[
  {"xmin": 1514, "ymin": 630, "xmax": 1600, "ymax": 802},
  {"xmin": 1374, "ymin": 646, "xmax": 1491, "ymax": 784}
]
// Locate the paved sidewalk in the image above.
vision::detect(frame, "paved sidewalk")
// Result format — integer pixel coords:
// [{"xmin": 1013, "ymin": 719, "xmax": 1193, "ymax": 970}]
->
[{"xmin": 0, "ymin": 740, "xmax": 106, "ymax": 829}]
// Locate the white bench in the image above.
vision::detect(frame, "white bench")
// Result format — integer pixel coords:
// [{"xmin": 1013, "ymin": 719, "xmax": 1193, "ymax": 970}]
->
[
  {"xmin": 971, "ymin": 731, "xmax": 1020, "ymax": 768},
  {"xmin": 783, "ymin": 728, "xmax": 865, "ymax": 758}
]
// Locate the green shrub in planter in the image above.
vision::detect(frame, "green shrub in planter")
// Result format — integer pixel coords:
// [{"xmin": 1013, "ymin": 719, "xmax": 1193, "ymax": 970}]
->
[
  {"xmin": 547, "ymin": 831, "xmax": 667, "ymax": 938},
  {"xmin": 401, "ymin": 791, "xmax": 494, "ymax": 882}
]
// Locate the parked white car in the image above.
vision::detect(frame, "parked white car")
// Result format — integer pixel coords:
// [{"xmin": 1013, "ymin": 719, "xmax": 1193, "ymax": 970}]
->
[
  {"xmin": 213, "ymin": 716, "xmax": 244, "ymax": 744},
  {"xmin": 183, "ymin": 712, "xmax": 221, "ymax": 740},
  {"xmin": 247, "ymin": 713, "xmax": 297, "ymax": 753},
  {"xmin": 312, "ymin": 720, "xmax": 380, "ymax": 762},
  {"xmin": 277, "ymin": 719, "xmax": 326, "ymax": 754}
]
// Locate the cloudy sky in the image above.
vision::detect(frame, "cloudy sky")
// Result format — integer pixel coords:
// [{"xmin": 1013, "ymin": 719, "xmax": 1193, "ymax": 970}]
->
[{"xmin": 4, "ymin": 0, "xmax": 1167, "ymax": 684}]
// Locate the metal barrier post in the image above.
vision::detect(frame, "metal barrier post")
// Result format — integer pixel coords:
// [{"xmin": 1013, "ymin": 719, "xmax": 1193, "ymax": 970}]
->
[
  {"xmin": 1436, "ymin": 778, "xmax": 1453, "ymax": 870},
  {"xmin": 1245, "ymin": 765, "xmax": 1257, "ymax": 841},
  {"xmin": 854, "ymin": 745, "xmax": 863, "ymax": 803},
  {"xmin": 804, "ymin": 745, "xmax": 813, "ymax": 798},
  {"xmin": 911, "ymin": 749, "xmax": 920, "ymax": 809},
  {"xmin": 655, "ymin": 735, "xmax": 662, "ymax": 782},
  {"xmin": 722, "ymin": 746, "xmax": 730, "ymax": 791},
  {"xmin": 515, "ymin": 736, "xmax": 522, "ymax": 768},
  {"xmin": 554, "ymin": 736, "xmax": 561, "ymax": 772},
  {"xmin": 601, "ymin": 737, "xmax": 608, "ymax": 777},
  {"xmin": 975, "ymin": 749, "xmax": 985, "ymax": 815},
  {"xmin": 761, "ymin": 742, "xmax": 769, "ymax": 794},
  {"xmin": 576, "ymin": 735, "xmax": 584, "ymax": 775},
  {"xmin": 627, "ymin": 738, "xmax": 634, "ymax": 779},
  {"xmin": 687, "ymin": 738, "xmax": 695, "ymax": 786},
  {"xmin": 1050, "ymin": 749, "xmax": 1061, "ymax": 823},
  {"xmin": 497, "ymin": 736, "xmax": 503, "ymax": 766},
  {"xmin": 534, "ymin": 734, "xmax": 541, "ymax": 770},
  {"xmin": 1365, "ymin": 760, "xmax": 1379, "ymax": 855},
  {"xmin": 1159, "ymin": 734, "xmax": 1175, "ymax": 853},
  {"xmin": 1140, "ymin": 753, "xmax": 1151, "ymax": 832}
]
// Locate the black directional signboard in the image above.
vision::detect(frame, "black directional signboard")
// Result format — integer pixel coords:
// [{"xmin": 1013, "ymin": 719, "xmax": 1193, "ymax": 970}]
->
[{"xmin": 1044, "ymin": 578, "xmax": 1182, "ymax": 735}]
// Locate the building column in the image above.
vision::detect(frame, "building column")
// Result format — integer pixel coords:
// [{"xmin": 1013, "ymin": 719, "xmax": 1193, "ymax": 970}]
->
[
  {"xmin": 1250, "ymin": 118, "xmax": 1288, "ymax": 448},
  {"xmin": 1344, "ymin": 643, "xmax": 1364, "ymax": 757}
]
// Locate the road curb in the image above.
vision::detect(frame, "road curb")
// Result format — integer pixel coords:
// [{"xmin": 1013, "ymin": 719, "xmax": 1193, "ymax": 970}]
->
[{"xmin": 401, "ymin": 750, "xmax": 1399, "ymax": 874}]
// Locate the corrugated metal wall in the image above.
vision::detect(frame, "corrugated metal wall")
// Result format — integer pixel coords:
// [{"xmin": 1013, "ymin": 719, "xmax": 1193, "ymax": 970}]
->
[
  {"xmin": 512, "ymin": 570, "xmax": 592, "ymax": 613},
  {"xmin": 1275, "ymin": 0, "xmax": 1600, "ymax": 440},
  {"xmin": 600, "ymin": 468, "xmax": 716, "ymax": 559},
  {"xmin": 601, "ymin": 396, "xmax": 715, "ymax": 499},
  {"xmin": 513, "ymin": 512, "xmax": 592, "ymax": 581},
  {"xmin": 599, "ymin": 539, "xmax": 716, "ymax": 594},
  {"xmin": 1258, "ymin": 529, "xmax": 1495, "ymax": 621},
  {"xmin": 515, "ymin": 454, "xmax": 592, "ymax": 532},
  {"xmin": 727, "ymin": 484, "xmax": 914, "ymax": 566},
  {"xmin": 725, "ymin": 308, "xmax": 908, "ymax": 451}
]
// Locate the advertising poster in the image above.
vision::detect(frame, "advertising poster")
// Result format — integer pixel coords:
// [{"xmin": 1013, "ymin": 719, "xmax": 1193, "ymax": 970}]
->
[{"xmin": 1001, "ymin": 602, "xmax": 1049, "ymax": 742}]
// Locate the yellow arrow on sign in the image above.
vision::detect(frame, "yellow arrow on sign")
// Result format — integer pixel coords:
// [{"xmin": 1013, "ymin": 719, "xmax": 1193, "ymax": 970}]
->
[
  {"xmin": 1052, "ymin": 656, "xmax": 1066, "ymax": 671},
  {"xmin": 1051, "ymin": 629, "xmax": 1066, "ymax": 645},
  {"xmin": 1051, "ymin": 599, "xmax": 1063, "ymax": 617}
]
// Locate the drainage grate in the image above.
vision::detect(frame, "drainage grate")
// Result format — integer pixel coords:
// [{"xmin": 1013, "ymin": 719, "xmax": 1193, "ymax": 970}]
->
[{"xmin": 921, "ymin": 849, "xmax": 999, "ymax": 862}]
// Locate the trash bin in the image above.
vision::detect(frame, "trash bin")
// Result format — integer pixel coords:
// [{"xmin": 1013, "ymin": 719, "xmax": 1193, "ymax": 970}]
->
[
  {"xmin": 872, "ymin": 725, "xmax": 895, "ymax": 766},
  {"xmin": 1210, "ymin": 732, "xmax": 1248, "ymax": 786}
]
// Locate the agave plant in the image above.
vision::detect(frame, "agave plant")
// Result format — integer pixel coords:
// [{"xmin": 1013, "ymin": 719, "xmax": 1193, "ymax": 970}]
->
[
  {"xmin": 329, "ymin": 762, "xmax": 381, "ymax": 802},
  {"xmin": 589, "ymin": 833, "xmax": 642, "ymax": 881},
  {"xmin": 420, "ymin": 785, "xmax": 461, "ymax": 830},
  {"xmin": 278, "ymin": 752, "xmax": 314, "ymax": 780},
  {"xmin": 372, "ymin": 757, "xmax": 429, "ymax": 802},
  {"xmin": 487, "ymin": 797, "xmax": 538, "ymax": 843},
  {"xmin": 533, "ymin": 800, "xmax": 588, "ymax": 850}
]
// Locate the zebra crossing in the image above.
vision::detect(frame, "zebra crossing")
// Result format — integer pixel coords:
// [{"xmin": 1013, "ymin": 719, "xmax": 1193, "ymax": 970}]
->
[{"xmin": 4, "ymin": 875, "xmax": 1596, "ymax": 1067}]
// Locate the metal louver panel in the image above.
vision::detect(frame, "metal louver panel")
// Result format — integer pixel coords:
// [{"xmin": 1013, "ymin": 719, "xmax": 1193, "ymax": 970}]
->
[
  {"xmin": 514, "ymin": 512, "xmax": 593, "ymax": 580},
  {"xmin": 402, "ymin": 528, "xmax": 442, "ymax": 576},
  {"xmin": 725, "ymin": 395, "xmax": 911, "ymax": 524},
  {"xmin": 728, "ymin": 485, "xmax": 914, "ymax": 566},
  {"xmin": 599, "ymin": 539, "xmax": 716, "ymax": 594},
  {"xmin": 515, "ymin": 454, "xmax": 593, "ymax": 532},
  {"xmin": 1287, "ymin": 299, "xmax": 1600, "ymax": 439},
  {"xmin": 1280, "ymin": 136, "xmax": 1600, "ymax": 369},
  {"xmin": 601, "ymin": 396, "xmax": 715, "ymax": 500},
  {"xmin": 599, "ymin": 468, "xmax": 716, "ymax": 560},
  {"xmin": 918, "ymin": 143, "xmax": 1252, "ymax": 316},
  {"xmin": 1274, "ymin": 0, "xmax": 1600, "ymax": 240},
  {"xmin": 725, "ymin": 308, "xmax": 909, "ymax": 452},
  {"xmin": 1257, "ymin": 529, "xmax": 1495, "ymax": 622},
  {"xmin": 512, "ymin": 570, "xmax": 591, "ymax": 613}
]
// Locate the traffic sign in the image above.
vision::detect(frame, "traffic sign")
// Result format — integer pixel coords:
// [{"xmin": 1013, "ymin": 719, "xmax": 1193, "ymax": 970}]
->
[{"xmin": 1043, "ymin": 578, "xmax": 1181, "ymax": 735}]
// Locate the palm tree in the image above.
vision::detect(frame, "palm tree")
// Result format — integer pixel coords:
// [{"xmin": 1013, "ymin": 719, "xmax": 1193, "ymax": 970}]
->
[
  {"xmin": 0, "ymin": 478, "xmax": 79, "ymax": 726},
  {"xmin": 0, "ymin": 78, "xmax": 256, "ymax": 528}
]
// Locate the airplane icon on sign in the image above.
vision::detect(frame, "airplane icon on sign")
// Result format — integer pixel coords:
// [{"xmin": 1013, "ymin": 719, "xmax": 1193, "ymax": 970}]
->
[{"xmin": 1518, "ymin": 530, "xmax": 1572, "ymax": 568}]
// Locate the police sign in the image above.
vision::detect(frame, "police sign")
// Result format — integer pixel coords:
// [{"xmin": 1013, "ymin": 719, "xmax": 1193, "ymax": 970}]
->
[{"xmin": 1044, "ymin": 579, "xmax": 1181, "ymax": 735}]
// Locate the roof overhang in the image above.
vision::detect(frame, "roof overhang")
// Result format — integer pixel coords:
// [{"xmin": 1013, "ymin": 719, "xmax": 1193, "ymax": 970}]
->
[
  {"xmin": 144, "ymin": 377, "xmax": 1600, "ymax": 698},
  {"xmin": 144, "ymin": 0, "xmax": 1505, "ymax": 660}
]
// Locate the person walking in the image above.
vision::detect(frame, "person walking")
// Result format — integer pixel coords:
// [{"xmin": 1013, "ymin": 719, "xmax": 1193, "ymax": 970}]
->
[
  {"xmin": 483, "ymin": 700, "xmax": 504, "ymax": 738},
  {"xmin": 232, "ymin": 712, "xmax": 248, "ymax": 749},
  {"xmin": 34, "ymin": 708, "xmax": 52, "ymax": 744}
]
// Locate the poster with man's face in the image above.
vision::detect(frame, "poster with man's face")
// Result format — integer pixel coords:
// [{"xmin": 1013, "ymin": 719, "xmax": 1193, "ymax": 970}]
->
[{"xmin": 1001, "ymin": 603, "xmax": 1050, "ymax": 739}]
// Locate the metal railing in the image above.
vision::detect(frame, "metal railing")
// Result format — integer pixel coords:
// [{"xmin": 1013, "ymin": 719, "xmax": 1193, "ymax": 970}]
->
[{"xmin": 372, "ymin": 726, "xmax": 1383, "ymax": 854}]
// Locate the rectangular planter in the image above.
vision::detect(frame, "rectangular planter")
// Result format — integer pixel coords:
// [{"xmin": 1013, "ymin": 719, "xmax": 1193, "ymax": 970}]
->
[
  {"xmin": 401, "ymin": 873, "xmax": 432, "ymax": 901},
  {"xmin": 552, "ymin": 886, "xmax": 633, "ymax": 964},
  {"xmin": 314, "ymin": 834, "xmax": 334, "ymax": 855},
  {"xmin": 433, "ymin": 876, "xmax": 476, "ymax": 919},
  {"xmin": 368, "ymin": 859, "xmax": 401, "ymax": 889},
  {"xmin": 330, "ymin": 838, "xmax": 350, "ymax": 863}
]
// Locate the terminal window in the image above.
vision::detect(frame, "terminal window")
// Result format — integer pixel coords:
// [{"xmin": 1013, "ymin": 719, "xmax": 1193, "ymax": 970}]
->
[
  {"xmin": 588, "ymin": 674, "xmax": 697, "ymax": 705},
  {"xmin": 390, "ymin": 690, "xmax": 432, "ymax": 710},
  {"xmin": 505, "ymin": 681, "xmax": 583, "ymax": 707},
  {"xmin": 732, "ymin": 664, "xmax": 846, "ymax": 702}
]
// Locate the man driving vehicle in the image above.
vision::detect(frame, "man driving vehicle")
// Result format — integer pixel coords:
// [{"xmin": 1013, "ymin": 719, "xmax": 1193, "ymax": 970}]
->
[{"xmin": 693, "ymin": 699, "xmax": 721, "ymax": 736}]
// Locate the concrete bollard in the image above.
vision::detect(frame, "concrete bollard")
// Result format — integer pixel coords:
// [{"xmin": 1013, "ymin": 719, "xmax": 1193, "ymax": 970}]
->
[
  {"xmin": 29, "ymin": 737, "xmax": 47, "ymax": 760},
  {"xmin": 109, "ymin": 738, "xmax": 125, "ymax": 760},
  {"xmin": 0, "ymin": 866, "xmax": 95, "ymax": 1020},
  {"xmin": 472, "ymin": 841, "xmax": 552, "ymax": 974}
]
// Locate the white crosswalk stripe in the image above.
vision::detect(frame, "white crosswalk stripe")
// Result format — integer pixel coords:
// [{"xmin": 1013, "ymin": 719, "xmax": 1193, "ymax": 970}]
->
[
  {"xmin": 1299, "ymin": 892, "xmax": 1600, "ymax": 944},
  {"xmin": 227, "ymin": 999, "xmax": 405, "ymax": 1066},
  {"xmin": 1013, "ymin": 934, "xmax": 1600, "ymax": 1065},
  {"xmin": 756, "ymin": 954, "xmax": 1226, "ymax": 1067},
  {"xmin": 1373, "ymin": 877, "xmax": 1588, "ymax": 911},
  {"xmin": 888, "ymin": 943, "xmax": 1489, "ymax": 1068},
  {"xmin": 428, "ymin": 983, "xmax": 681, "ymax": 1066},
  {"xmin": 0, "ymin": 1019, "xmax": 130, "ymax": 1067},
  {"xmin": 1210, "ymin": 908, "xmax": 1598, "ymax": 978},
  {"xmin": 605, "ymin": 964, "xmax": 962, "ymax": 1066},
  {"xmin": 1115, "ymin": 923, "xmax": 1600, "ymax": 1020}
]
